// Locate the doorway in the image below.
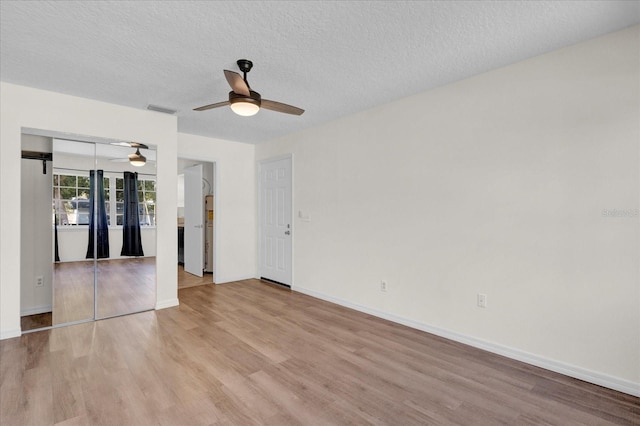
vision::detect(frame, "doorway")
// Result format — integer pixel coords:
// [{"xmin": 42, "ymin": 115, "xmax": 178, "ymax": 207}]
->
[{"xmin": 177, "ymin": 158, "xmax": 216, "ymax": 288}]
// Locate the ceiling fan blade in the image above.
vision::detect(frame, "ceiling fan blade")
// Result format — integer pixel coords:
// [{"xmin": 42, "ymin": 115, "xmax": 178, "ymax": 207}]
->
[
  {"xmin": 224, "ymin": 70, "xmax": 250, "ymax": 96},
  {"xmin": 193, "ymin": 100, "xmax": 230, "ymax": 111},
  {"xmin": 261, "ymin": 99, "xmax": 305, "ymax": 116},
  {"xmin": 110, "ymin": 142, "xmax": 148, "ymax": 149}
]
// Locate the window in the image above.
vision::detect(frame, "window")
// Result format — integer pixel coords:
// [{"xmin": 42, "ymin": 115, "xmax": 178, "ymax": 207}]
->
[
  {"xmin": 115, "ymin": 177, "xmax": 124, "ymax": 226},
  {"xmin": 138, "ymin": 178, "xmax": 156, "ymax": 226},
  {"xmin": 104, "ymin": 176, "xmax": 111, "ymax": 225},
  {"xmin": 53, "ymin": 174, "xmax": 90, "ymax": 225},
  {"xmin": 53, "ymin": 173, "xmax": 156, "ymax": 227}
]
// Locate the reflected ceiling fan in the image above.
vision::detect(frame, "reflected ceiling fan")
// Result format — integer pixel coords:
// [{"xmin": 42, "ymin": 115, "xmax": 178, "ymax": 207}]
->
[
  {"xmin": 193, "ymin": 59, "xmax": 304, "ymax": 117},
  {"xmin": 109, "ymin": 142, "xmax": 149, "ymax": 167}
]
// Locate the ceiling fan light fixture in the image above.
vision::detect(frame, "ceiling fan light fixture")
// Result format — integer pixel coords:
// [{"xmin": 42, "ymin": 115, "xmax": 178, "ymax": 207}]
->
[
  {"xmin": 230, "ymin": 98, "xmax": 260, "ymax": 116},
  {"xmin": 128, "ymin": 148, "xmax": 146, "ymax": 167}
]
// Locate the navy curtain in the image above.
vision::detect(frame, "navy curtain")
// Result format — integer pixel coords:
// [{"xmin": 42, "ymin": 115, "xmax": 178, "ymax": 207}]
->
[
  {"xmin": 86, "ymin": 170, "xmax": 110, "ymax": 259},
  {"xmin": 121, "ymin": 171, "xmax": 144, "ymax": 256}
]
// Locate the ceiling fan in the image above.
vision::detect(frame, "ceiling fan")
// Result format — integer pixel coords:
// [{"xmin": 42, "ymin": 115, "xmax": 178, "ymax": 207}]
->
[
  {"xmin": 193, "ymin": 59, "xmax": 304, "ymax": 117},
  {"xmin": 109, "ymin": 142, "xmax": 149, "ymax": 167}
]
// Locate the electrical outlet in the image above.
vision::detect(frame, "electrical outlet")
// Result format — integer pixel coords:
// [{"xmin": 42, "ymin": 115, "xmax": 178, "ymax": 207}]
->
[
  {"xmin": 380, "ymin": 280, "xmax": 387, "ymax": 292},
  {"xmin": 35, "ymin": 276, "xmax": 44, "ymax": 287},
  {"xmin": 477, "ymin": 293, "xmax": 487, "ymax": 308}
]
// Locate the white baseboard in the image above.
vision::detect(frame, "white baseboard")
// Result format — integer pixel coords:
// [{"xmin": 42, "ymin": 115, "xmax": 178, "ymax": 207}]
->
[
  {"xmin": 20, "ymin": 305, "xmax": 52, "ymax": 317},
  {"xmin": 0, "ymin": 328, "xmax": 22, "ymax": 340},
  {"xmin": 155, "ymin": 298, "xmax": 179, "ymax": 310},
  {"xmin": 293, "ymin": 285, "xmax": 640, "ymax": 397},
  {"xmin": 216, "ymin": 275, "xmax": 257, "ymax": 284}
]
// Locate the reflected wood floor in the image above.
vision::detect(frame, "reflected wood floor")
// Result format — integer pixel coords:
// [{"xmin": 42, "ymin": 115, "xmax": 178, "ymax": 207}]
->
[
  {"xmin": 52, "ymin": 258, "xmax": 156, "ymax": 325},
  {"xmin": 2, "ymin": 279, "xmax": 639, "ymax": 425}
]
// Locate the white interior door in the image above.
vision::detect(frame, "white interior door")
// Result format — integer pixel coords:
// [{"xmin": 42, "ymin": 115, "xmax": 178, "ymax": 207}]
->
[
  {"xmin": 259, "ymin": 156, "xmax": 292, "ymax": 286},
  {"xmin": 184, "ymin": 164, "xmax": 204, "ymax": 277}
]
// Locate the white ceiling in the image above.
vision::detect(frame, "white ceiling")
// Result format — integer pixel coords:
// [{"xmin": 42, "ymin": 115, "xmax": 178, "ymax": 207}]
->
[
  {"xmin": 1, "ymin": 1, "xmax": 638, "ymax": 144},
  {"xmin": 52, "ymin": 138, "xmax": 157, "ymax": 162}
]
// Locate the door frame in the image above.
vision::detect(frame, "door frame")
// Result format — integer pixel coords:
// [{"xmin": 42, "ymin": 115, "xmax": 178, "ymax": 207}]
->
[
  {"xmin": 257, "ymin": 153, "xmax": 294, "ymax": 287},
  {"xmin": 178, "ymin": 155, "xmax": 218, "ymax": 284}
]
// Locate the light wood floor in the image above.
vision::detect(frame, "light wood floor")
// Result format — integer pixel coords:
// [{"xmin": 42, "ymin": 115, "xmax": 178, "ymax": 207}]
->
[
  {"xmin": 2, "ymin": 279, "xmax": 638, "ymax": 425},
  {"xmin": 178, "ymin": 264, "xmax": 214, "ymax": 289}
]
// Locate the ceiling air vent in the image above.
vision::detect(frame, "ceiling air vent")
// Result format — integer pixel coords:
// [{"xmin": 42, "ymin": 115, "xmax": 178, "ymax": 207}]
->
[{"xmin": 146, "ymin": 104, "xmax": 177, "ymax": 115}]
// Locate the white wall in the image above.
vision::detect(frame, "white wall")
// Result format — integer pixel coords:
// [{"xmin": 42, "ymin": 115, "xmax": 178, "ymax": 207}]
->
[
  {"xmin": 20, "ymin": 134, "xmax": 53, "ymax": 316},
  {"xmin": 178, "ymin": 133, "xmax": 256, "ymax": 283},
  {"xmin": 20, "ymin": 134, "xmax": 54, "ymax": 316},
  {"xmin": 1, "ymin": 82, "xmax": 179, "ymax": 338},
  {"xmin": 256, "ymin": 26, "xmax": 640, "ymax": 393},
  {"xmin": 56, "ymin": 228, "xmax": 156, "ymax": 262}
]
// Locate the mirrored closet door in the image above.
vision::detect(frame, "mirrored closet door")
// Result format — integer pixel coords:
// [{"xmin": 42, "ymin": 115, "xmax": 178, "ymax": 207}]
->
[
  {"xmin": 94, "ymin": 143, "xmax": 156, "ymax": 319},
  {"xmin": 20, "ymin": 135, "xmax": 156, "ymax": 333},
  {"xmin": 52, "ymin": 139, "xmax": 97, "ymax": 326}
]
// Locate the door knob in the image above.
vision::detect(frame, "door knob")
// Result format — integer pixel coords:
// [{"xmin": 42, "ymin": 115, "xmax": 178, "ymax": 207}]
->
[{"xmin": 285, "ymin": 230, "xmax": 290, "ymax": 235}]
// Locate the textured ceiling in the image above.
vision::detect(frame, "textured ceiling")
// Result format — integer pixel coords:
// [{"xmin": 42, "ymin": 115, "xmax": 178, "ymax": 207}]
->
[{"xmin": 1, "ymin": 1, "xmax": 638, "ymax": 144}]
